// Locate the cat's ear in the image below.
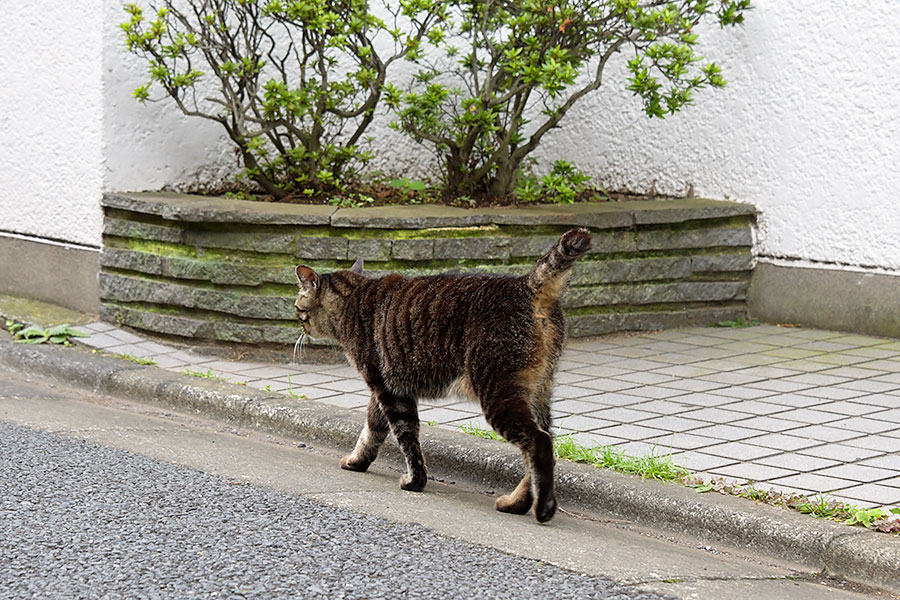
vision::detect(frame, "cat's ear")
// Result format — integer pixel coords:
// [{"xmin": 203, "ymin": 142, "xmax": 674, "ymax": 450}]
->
[
  {"xmin": 350, "ymin": 258, "xmax": 364, "ymax": 275},
  {"xmin": 295, "ymin": 265, "xmax": 319, "ymax": 293}
]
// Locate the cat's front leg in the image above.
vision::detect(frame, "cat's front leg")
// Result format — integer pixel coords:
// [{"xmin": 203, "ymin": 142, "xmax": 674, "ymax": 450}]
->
[
  {"xmin": 378, "ymin": 391, "xmax": 427, "ymax": 492},
  {"xmin": 341, "ymin": 393, "xmax": 389, "ymax": 472}
]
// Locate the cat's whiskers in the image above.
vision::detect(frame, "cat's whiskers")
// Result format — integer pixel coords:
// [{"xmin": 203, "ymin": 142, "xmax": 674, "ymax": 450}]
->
[{"xmin": 292, "ymin": 332, "xmax": 308, "ymax": 364}]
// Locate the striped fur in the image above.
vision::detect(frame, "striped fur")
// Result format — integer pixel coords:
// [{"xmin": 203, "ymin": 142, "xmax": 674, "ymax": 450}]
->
[{"xmin": 295, "ymin": 228, "xmax": 591, "ymax": 522}]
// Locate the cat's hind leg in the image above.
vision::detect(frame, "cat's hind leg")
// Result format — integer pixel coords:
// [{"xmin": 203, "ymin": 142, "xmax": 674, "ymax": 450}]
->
[
  {"xmin": 482, "ymin": 386, "xmax": 557, "ymax": 523},
  {"xmin": 495, "ymin": 383, "xmax": 555, "ymax": 515},
  {"xmin": 341, "ymin": 393, "xmax": 390, "ymax": 472}
]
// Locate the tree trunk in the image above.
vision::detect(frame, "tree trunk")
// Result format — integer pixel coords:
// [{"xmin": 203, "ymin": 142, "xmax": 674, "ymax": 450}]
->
[{"xmin": 488, "ymin": 160, "xmax": 520, "ymax": 198}]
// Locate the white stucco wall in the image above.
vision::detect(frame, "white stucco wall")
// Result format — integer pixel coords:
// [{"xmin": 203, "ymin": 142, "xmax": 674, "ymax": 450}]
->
[
  {"xmin": 0, "ymin": 2, "xmax": 105, "ymax": 248},
  {"xmin": 7, "ymin": 1, "xmax": 898, "ymax": 272}
]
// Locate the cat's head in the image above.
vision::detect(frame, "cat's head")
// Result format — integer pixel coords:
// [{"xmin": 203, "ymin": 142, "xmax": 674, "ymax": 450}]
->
[{"xmin": 294, "ymin": 258, "xmax": 364, "ymax": 338}]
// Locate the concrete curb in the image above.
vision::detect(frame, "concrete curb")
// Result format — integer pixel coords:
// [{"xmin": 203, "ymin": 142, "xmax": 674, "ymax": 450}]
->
[{"xmin": 2, "ymin": 341, "xmax": 898, "ymax": 593}]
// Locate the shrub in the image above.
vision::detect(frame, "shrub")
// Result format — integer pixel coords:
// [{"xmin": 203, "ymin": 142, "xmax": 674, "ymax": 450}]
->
[
  {"xmin": 121, "ymin": 0, "xmax": 445, "ymax": 199},
  {"xmin": 385, "ymin": 0, "xmax": 752, "ymax": 198}
]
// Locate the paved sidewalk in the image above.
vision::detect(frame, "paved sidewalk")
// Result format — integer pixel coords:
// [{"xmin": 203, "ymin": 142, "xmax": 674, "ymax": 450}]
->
[{"xmin": 78, "ymin": 322, "xmax": 900, "ymax": 509}]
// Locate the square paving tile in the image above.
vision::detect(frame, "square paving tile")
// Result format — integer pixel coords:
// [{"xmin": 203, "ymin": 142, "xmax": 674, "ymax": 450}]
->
[
  {"xmin": 747, "ymin": 380, "xmax": 816, "ymax": 394},
  {"xmin": 698, "ymin": 372, "xmax": 766, "ymax": 386},
  {"xmin": 133, "ymin": 341, "xmax": 178, "ymax": 355},
  {"xmin": 797, "ymin": 386, "xmax": 866, "ymax": 400},
  {"xmin": 81, "ymin": 332, "xmax": 126, "ymax": 349},
  {"xmin": 645, "ymin": 432, "xmax": 722, "ymax": 451},
  {"xmin": 676, "ymin": 392, "xmax": 741, "ymax": 407},
  {"xmin": 833, "ymin": 380, "xmax": 900, "ymax": 394},
  {"xmin": 639, "ymin": 415, "xmax": 702, "ymax": 433},
  {"xmin": 560, "ymin": 431, "xmax": 628, "ymax": 448},
  {"xmin": 860, "ymin": 454, "xmax": 900, "ymax": 471},
  {"xmin": 552, "ymin": 398, "xmax": 606, "ymax": 414},
  {"xmin": 678, "ymin": 407, "xmax": 752, "ymax": 425},
  {"xmin": 316, "ymin": 393, "xmax": 370, "ymax": 410},
  {"xmin": 732, "ymin": 415, "xmax": 805, "ymax": 433},
  {"xmin": 761, "ymin": 394, "xmax": 830, "ymax": 408},
  {"xmin": 743, "ymin": 433, "xmax": 821, "ymax": 452},
  {"xmin": 727, "ymin": 400, "xmax": 789, "ymax": 416},
  {"xmin": 418, "ymin": 406, "xmax": 479, "ymax": 425},
  {"xmin": 555, "ymin": 372, "xmax": 594, "ymax": 385},
  {"xmin": 767, "ymin": 473, "xmax": 856, "ymax": 493},
  {"xmin": 318, "ymin": 379, "xmax": 369, "ymax": 394},
  {"xmin": 105, "ymin": 344, "xmax": 156, "ymax": 358},
  {"xmin": 585, "ymin": 393, "xmax": 646, "ymax": 408},
  {"xmin": 773, "ymin": 408, "xmax": 842, "ymax": 425},
  {"xmin": 756, "ymin": 452, "xmax": 837, "ymax": 471},
  {"xmin": 826, "ymin": 416, "xmax": 898, "ymax": 434},
  {"xmin": 649, "ymin": 365, "xmax": 718, "ymax": 378},
  {"xmin": 658, "ymin": 379, "xmax": 728, "ymax": 393},
  {"xmin": 554, "ymin": 414, "xmax": 617, "ymax": 432},
  {"xmin": 570, "ymin": 365, "xmax": 634, "ymax": 378},
  {"xmin": 707, "ymin": 386, "xmax": 778, "ymax": 401},
  {"xmin": 701, "ymin": 441, "xmax": 780, "ymax": 461},
  {"xmin": 844, "ymin": 435, "xmax": 900, "ymax": 453},
  {"xmin": 798, "ymin": 444, "xmax": 883, "ymax": 462},
  {"xmin": 710, "ymin": 462, "xmax": 796, "ymax": 482},
  {"xmin": 670, "ymin": 452, "xmax": 737, "ymax": 472},
  {"xmin": 631, "ymin": 399, "xmax": 696, "ymax": 415},
  {"xmin": 600, "ymin": 423, "xmax": 669, "ymax": 441},
  {"xmin": 587, "ymin": 407, "xmax": 652, "ymax": 424},
  {"xmin": 818, "ymin": 366, "xmax": 888, "ymax": 380},
  {"xmin": 106, "ymin": 329, "xmax": 144, "ymax": 344},
  {"xmin": 788, "ymin": 424, "xmax": 864, "ymax": 443},
  {"xmin": 814, "ymin": 463, "xmax": 899, "ymax": 483},
  {"xmin": 295, "ymin": 387, "xmax": 343, "ymax": 401},
  {"xmin": 245, "ymin": 379, "xmax": 292, "ymax": 392},
  {"xmin": 867, "ymin": 407, "xmax": 900, "ymax": 422},
  {"xmin": 612, "ymin": 372, "xmax": 678, "ymax": 386},
  {"xmin": 617, "ymin": 386, "xmax": 687, "ymax": 400},
  {"xmin": 569, "ymin": 378, "xmax": 641, "ymax": 393},
  {"xmin": 688, "ymin": 424, "xmax": 759, "ymax": 442},
  {"xmin": 834, "ymin": 484, "xmax": 900, "ymax": 506},
  {"xmin": 153, "ymin": 354, "xmax": 190, "ymax": 369},
  {"xmin": 552, "ymin": 384, "xmax": 599, "ymax": 399},
  {"xmin": 818, "ymin": 400, "xmax": 887, "ymax": 416}
]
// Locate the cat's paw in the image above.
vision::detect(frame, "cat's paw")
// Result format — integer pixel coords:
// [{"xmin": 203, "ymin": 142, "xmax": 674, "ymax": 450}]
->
[
  {"xmin": 399, "ymin": 473, "xmax": 427, "ymax": 492},
  {"xmin": 495, "ymin": 492, "xmax": 533, "ymax": 515},
  {"xmin": 534, "ymin": 493, "xmax": 558, "ymax": 523},
  {"xmin": 340, "ymin": 454, "xmax": 371, "ymax": 472}
]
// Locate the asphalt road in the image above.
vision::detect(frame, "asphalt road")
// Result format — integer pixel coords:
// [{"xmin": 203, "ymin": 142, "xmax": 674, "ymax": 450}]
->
[
  {"xmin": 0, "ymin": 368, "xmax": 890, "ymax": 600},
  {"xmin": 1, "ymin": 421, "xmax": 671, "ymax": 600}
]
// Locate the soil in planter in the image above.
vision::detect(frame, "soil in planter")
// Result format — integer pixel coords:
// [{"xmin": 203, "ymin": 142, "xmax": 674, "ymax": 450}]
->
[{"xmin": 202, "ymin": 179, "xmax": 676, "ymax": 210}]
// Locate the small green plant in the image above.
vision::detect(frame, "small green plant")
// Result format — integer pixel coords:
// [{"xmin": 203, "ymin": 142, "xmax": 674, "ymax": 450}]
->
[
  {"xmin": 115, "ymin": 353, "xmax": 157, "ymax": 366},
  {"xmin": 328, "ymin": 194, "xmax": 376, "ymax": 209},
  {"xmin": 286, "ymin": 374, "xmax": 307, "ymax": 399},
  {"xmin": 553, "ymin": 435, "xmax": 689, "ymax": 481},
  {"xmin": 388, "ymin": 177, "xmax": 429, "ymax": 202},
  {"xmin": 424, "ymin": 420, "xmax": 438, "ymax": 427},
  {"xmin": 713, "ymin": 316, "xmax": 759, "ymax": 328},
  {"xmin": 515, "ymin": 160, "xmax": 592, "ymax": 204},
  {"xmin": 686, "ymin": 477, "xmax": 900, "ymax": 535},
  {"xmin": 6, "ymin": 321, "xmax": 88, "ymax": 346},
  {"xmin": 457, "ymin": 422, "xmax": 504, "ymax": 441},
  {"xmin": 180, "ymin": 368, "xmax": 228, "ymax": 383}
]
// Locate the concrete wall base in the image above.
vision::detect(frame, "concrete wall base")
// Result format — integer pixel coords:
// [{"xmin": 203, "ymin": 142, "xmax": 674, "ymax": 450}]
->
[
  {"xmin": 0, "ymin": 235, "xmax": 100, "ymax": 314},
  {"xmin": 749, "ymin": 262, "xmax": 900, "ymax": 338}
]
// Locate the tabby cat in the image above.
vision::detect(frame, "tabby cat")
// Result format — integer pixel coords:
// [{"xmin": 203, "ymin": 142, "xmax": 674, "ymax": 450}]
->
[{"xmin": 294, "ymin": 228, "xmax": 591, "ymax": 522}]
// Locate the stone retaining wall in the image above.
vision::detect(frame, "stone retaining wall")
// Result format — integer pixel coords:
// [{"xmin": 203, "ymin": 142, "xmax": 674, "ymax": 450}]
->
[{"xmin": 99, "ymin": 193, "xmax": 756, "ymax": 347}]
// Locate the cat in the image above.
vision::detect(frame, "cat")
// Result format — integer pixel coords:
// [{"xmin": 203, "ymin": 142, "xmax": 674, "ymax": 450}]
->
[{"xmin": 294, "ymin": 228, "xmax": 591, "ymax": 522}]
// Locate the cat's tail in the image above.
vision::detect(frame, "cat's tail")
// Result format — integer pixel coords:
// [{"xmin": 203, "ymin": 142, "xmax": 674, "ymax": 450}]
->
[{"xmin": 527, "ymin": 228, "xmax": 592, "ymax": 300}]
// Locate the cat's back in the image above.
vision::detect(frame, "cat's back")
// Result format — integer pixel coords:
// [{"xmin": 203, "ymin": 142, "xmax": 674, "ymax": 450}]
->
[{"xmin": 369, "ymin": 272, "xmax": 539, "ymax": 394}]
